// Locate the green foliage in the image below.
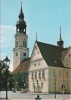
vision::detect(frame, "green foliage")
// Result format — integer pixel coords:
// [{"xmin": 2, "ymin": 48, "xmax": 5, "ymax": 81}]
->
[
  {"xmin": 0, "ymin": 61, "xmax": 13, "ymax": 91},
  {"xmin": 12, "ymin": 72, "xmax": 24, "ymax": 90}
]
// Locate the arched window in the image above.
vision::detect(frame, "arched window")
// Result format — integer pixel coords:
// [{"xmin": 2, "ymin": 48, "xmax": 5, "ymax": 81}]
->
[
  {"xmin": 23, "ymin": 40, "xmax": 27, "ymax": 47},
  {"xmin": 25, "ymin": 41, "xmax": 26, "ymax": 48},
  {"xmin": 16, "ymin": 41, "xmax": 18, "ymax": 47},
  {"xmin": 23, "ymin": 41, "xmax": 24, "ymax": 47}
]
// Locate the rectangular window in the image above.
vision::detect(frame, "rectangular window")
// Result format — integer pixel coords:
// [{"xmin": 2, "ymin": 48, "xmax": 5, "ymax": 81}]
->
[
  {"xmin": 53, "ymin": 70, "xmax": 56, "ymax": 77},
  {"xmin": 39, "ymin": 71, "xmax": 41, "ymax": 79},
  {"xmin": 41, "ymin": 82, "xmax": 43, "ymax": 88},
  {"xmin": 66, "ymin": 72, "xmax": 68, "ymax": 77},
  {"xmin": 42, "ymin": 70, "xmax": 45, "ymax": 78},
  {"xmin": 59, "ymin": 70, "xmax": 62, "ymax": 77},
  {"xmin": 35, "ymin": 72, "xmax": 37, "ymax": 79},
  {"xmin": 31, "ymin": 72, "xmax": 34, "ymax": 79}
]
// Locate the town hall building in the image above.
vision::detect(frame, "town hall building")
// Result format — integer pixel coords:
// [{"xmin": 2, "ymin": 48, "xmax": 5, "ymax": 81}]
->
[
  {"xmin": 13, "ymin": 3, "xmax": 71, "ymax": 93},
  {"xmin": 28, "ymin": 38, "xmax": 71, "ymax": 93}
]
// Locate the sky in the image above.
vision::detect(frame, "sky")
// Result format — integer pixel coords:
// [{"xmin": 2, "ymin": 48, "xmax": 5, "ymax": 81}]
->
[{"xmin": 1, "ymin": 0, "xmax": 71, "ymax": 71}]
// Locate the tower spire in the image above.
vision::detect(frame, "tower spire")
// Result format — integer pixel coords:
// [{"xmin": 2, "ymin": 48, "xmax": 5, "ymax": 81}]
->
[
  {"xmin": 16, "ymin": 1, "xmax": 26, "ymax": 33},
  {"xmin": 59, "ymin": 26, "xmax": 62, "ymax": 41},
  {"xmin": 36, "ymin": 33, "xmax": 37, "ymax": 41},
  {"xmin": 57, "ymin": 26, "xmax": 64, "ymax": 48},
  {"xmin": 20, "ymin": 0, "xmax": 23, "ymax": 13}
]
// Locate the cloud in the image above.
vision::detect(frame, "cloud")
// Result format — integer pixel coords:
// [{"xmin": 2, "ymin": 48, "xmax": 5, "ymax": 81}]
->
[
  {"xmin": 1, "ymin": 25, "xmax": 15, "ymax": 72},
  {"xmin": 1, "ymin": 25, "xmax": 15, "ymax": 48},
  {"xmin": 1, "ymin": 25, "xmax": 16, "ymax": 31},
  {"xmin": 1, "ymin": 37, "xmax": 11, "ymax": 48}
]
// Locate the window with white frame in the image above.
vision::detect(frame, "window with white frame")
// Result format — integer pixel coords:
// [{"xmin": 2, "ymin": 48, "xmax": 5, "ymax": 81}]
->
[
  {"xmin": 41, "ymin": 82, "xmax": 43, "ymax": 88},
  {"xmin": 38, "ymin": 71, "xmax": 41, "ymax": 79},
  {"xmin": 31, "ymin": 72, "xmax": 34, "ymax": 79},
  {"xmin": 53, "ymin": 70, "xmax": 56, "ymax": 77},
  {"xmin": 35, "ymin": 72, "xmax": 37, "ymax": 79},
  {"xmin": 42, "ymin": 70, "xmax": 45, "ymax": 78},
  {"xmin": 59, "ymin": 70, "xmax": 62, "ymax": 77},
  {"xmin": 66, "ymin": 71, "xmax": 68, "ymax": 77}
]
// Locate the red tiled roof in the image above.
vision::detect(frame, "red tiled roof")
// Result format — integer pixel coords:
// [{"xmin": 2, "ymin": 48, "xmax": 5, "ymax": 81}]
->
[
  {"xmin": 61, "ymin": 48, "xmax": 70, "ymax": 60},
  {"xmin": 13, "ymin": 58, "xmax": 30, "ymax": 73}
]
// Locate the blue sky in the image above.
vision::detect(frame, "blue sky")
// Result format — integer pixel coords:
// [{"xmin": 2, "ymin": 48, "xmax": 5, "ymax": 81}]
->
[{"xmin": 1, "ymin": 0, "xmax": 71, "ymax": 71}]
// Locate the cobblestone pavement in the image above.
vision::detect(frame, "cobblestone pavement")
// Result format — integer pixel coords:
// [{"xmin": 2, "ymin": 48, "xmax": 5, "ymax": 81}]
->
[{"xmin": 0, "ymin": 91, "xmax": 71, "ymax": 100}]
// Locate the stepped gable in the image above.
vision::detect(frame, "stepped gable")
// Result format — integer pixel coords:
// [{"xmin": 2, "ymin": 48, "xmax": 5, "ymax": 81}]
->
[{"xmin": 37, "ymin": 41, "xmax": 65, "ymax": 68}]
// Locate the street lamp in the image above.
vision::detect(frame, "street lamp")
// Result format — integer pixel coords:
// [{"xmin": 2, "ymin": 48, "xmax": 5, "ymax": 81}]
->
[
  {"xmin": 35, "ymin": 80, "xmax": 41, "ymax": 100},
  {"xmin": 55, "ymin": 75, "xmax": 57, "ymax": 98},
  {"xmin": 0, "ymin": 61, "xmax": 4, "ymax": 91},
  {"xmin": 0, "ymin": 61, "xmax": 2, "ymax": 92},
  {"xmin": 3, "ymin": 56, "xmax": 10, "ymax": 99}
]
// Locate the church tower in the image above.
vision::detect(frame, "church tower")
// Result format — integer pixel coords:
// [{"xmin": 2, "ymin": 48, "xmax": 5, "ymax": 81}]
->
[
  {"xmin": 13, "ymin": 3, "xmax": 29, "ymax": 70},
  {"xmin": 57, "ymin": 26, "xmax": 64, "ymax": 48}
]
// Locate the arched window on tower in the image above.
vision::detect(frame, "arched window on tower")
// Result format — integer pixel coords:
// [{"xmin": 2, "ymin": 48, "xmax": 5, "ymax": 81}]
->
[
  {"xmin": 25, "ymin": 41, "xmax": 26, "ymax": 48},
  {"xmin": 16, "ymin": 41, "xmax": 18, "ymax": 47},
  {"xmin": 23, "ymin": 40, "xmax": 27, "ymax": 48},
  {"xmin": 23, "ymin": 41, "xmax": 25, "ymax": 47}
]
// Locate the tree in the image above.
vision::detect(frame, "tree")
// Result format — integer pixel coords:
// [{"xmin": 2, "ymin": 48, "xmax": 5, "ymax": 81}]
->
[{"xmin": 0, "ymin": 60, "xmax": 13, "ymax": 91}]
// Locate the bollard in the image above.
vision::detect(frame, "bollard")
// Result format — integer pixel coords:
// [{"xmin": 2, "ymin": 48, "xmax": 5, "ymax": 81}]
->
[{"xmin": 35, "ymin": 95, "xmax": 42, "ymax": 100}]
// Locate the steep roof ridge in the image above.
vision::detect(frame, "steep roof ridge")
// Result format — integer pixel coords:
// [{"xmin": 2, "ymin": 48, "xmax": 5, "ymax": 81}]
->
[
  {"xmin": 36, "ymin": 41, "xmax": 64, "ymax": 67},
  {"xmin": 61, "ymin": 48, "xmax": 70, "ymax": 59},
  {"xmin": 36, "ymin": 41, "xmax": 64, "ymax": 49}
]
